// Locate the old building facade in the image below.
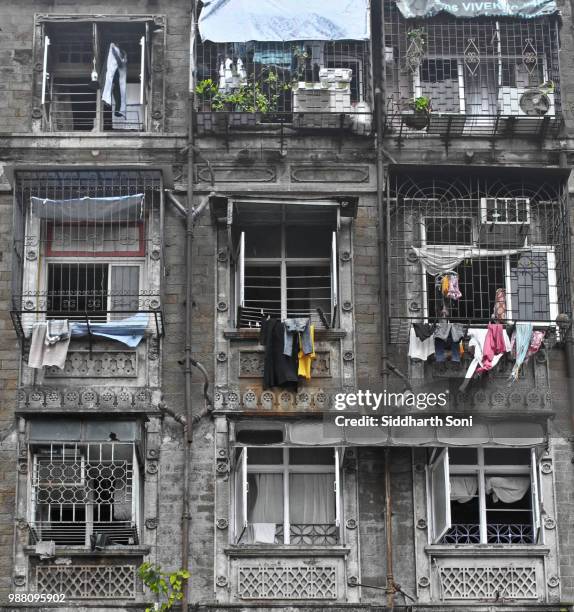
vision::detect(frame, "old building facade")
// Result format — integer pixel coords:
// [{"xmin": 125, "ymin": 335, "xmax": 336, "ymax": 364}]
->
[{"xmin": 1, "ymin": 0, "xmax": 574, "ymax": 611}]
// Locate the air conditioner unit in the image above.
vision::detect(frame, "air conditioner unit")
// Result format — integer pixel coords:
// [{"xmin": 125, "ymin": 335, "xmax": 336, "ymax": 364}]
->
[
  {"xmin": 498, "ymin": 86, "xmax": 555, "ymax": 117},
  {"xmin": 479, "ymin": 197, "xmax": 530, "ymax": 246}
]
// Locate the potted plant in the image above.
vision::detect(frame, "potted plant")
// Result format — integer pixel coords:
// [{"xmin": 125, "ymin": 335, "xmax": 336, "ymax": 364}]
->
[
  {"xmin": 406, "ymin": 28, "xmax": 426, "ymax": 73},
  {"xmin": 195, "ymin": 79, "xmax": 218, "ymax": 112},
  {"xmin": 401, "ymin": 96, "xmax": 431, "ymax": 130}
]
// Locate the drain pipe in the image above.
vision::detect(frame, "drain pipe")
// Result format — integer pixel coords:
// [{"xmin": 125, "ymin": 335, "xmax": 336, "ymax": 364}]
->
[{"xmin": 375, "ymin": 87, "xmax": 396, "ymax": 609}]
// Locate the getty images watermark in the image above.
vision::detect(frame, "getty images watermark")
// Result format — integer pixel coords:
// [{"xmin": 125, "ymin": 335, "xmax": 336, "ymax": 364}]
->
[{"xmin": 331, "ymin": 389, "xmax": 474, "ymax": 428}]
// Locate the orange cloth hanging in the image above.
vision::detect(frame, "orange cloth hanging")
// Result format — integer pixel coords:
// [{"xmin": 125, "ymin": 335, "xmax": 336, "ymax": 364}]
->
[{"xmin": 298, "ymin": 324, "xmax": 315, "ymax": 380}]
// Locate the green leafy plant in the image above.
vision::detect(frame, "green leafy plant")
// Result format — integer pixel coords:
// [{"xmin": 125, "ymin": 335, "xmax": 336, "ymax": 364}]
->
[
  {"xmin": 211, "ymin": 68, "xmax": 290, "ymax": 113},
  {"xmin": 138, "ymin": 562, "xmax": 190, "ymax": 612},
  {"xmin": 412, "ymin": 95, "xmax": 431, "ymax": 112},
  {"xmin": 407, "ymin": 27, "xmax": 427, "ymax": 45},
  {"xmin": 195, "ymin": 78, "xmax": 218, "ymax": 99}
]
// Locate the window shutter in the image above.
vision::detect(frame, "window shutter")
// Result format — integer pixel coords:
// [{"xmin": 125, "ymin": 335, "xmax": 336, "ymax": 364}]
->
[
  {"xmin": 331, "ymin": 231, "xmax": 338, "ymax": 325},
  {"xmin": 235, "ymin": 231, "xmax": 245, "ymax": 325},
  {"xmin": 139, "ymin": 35, "xmax": 146, "ymax": 105},
  {"xmin": 334, "ymin": 447, "xmax": 342, "ymax": 530},
  {"xmin": 41, "ymin": 35, "xmax": 51, "ymax": 106},
  {"xmin": 235, "ymin": 447, "xmax": 248, "ymax": 542},
  {"xmin": 110, "ymin": 265, "xmax": 140, "ymax": 318},
  {"xmin": 429, "ymin": 448, "xmax": 451, "ymax": 543},
  {"xmin": 531, "ymin": 448, "xmax": 541, "ymax": 543},
  {"xmin": 131, "ymin": 446, "xmax": 140, "ymax": 529}
]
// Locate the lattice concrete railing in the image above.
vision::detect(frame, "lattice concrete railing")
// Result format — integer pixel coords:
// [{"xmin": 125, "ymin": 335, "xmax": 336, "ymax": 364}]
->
[
  {"xmin": 439, "ymin": 565, "xmax": 538, "ymax": 600},
  {"xmin": 238, "ymin": 563, "xmax": 337, "ymax": 599},
  {"xmin": 36, "ymin": 565, "xmax": 136, "ymax": 599}
]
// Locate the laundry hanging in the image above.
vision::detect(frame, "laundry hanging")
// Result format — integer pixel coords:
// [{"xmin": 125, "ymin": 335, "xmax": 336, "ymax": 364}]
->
[
  {"xmin": 476, "ymin": 323, "xmax": 508, "ymax": 374},
  {"xmin": 408, "ymin": 325, "xmax": 435, "ymax": 361},
  {"xmin": 28, "ymin": 320, "xmax": 71, "ymax": 370},
  {"xmin": 102, "ymin": 43, "xmax": 128, "ymax": 118},
  {"xmin": 493, "ymin": 288, "xmax": 507, "ymax": 321},
  {"xmin": 510, "ymin": 322, "xmax": 534, "ymax": 381}
]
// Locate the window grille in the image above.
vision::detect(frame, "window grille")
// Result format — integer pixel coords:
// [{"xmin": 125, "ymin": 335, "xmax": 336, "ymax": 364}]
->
[
  {"xmin": 41, "ymin": 22, "xmax": 151, "ymax": 132},
  {"xmin": 383, "ymin": 0, "xmax": 561, "ymax": 138},
  {"xmin": 195, "ymin": 39, "xmax": 371, "ymax": 132},
  {"xmin": 29, "ymin": 442, "xmax": 140, "ymax": 547},
  {"xmin": 388, "ymin": 169, "xmax": 570, "ymax": 342},
  {"xmin": 11, "ymin": 169, "xmax": 164, "ymax": 338}
]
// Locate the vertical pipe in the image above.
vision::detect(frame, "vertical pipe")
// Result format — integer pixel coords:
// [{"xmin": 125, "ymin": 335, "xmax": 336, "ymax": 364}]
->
[{"xmin": 181, "ymin": 2, "xmax": 197, "ymax": 610}]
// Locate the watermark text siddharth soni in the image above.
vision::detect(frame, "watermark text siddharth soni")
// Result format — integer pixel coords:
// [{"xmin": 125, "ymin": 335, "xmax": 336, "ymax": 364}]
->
[{"xmin": 334, "ymin": 415, "xmax": 473, "ymax": 427}]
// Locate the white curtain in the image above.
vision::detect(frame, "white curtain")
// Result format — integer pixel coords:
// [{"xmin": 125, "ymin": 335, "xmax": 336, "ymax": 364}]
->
[
  {"xmin": 289, "ymin": 473, "xmax": 335, "ymax": 524},
  {"xmin": 450, "ymin": 476, "xmax": 478, "ymax": 503},
  {"xmin": 486, "ymin": 476, "xmax": 530, "ymax": 503},
  {"xmin": 247, "ymin": 473, "xmax": 283, "ymax": 523}
]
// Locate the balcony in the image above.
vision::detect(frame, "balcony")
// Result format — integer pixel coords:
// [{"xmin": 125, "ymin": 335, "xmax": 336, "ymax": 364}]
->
[{"xmin": 383, "ymin": 0, "xmax": 562, "ymax": 140}]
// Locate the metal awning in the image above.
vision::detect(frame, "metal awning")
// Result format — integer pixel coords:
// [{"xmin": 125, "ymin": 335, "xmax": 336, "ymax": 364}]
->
[{"xmin": 234, "ymin": 419, "xmax": 547, "ymax": 448}]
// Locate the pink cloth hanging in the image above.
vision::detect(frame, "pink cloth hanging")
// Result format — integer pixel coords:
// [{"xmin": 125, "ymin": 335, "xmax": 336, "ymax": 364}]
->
[
  {"xmin": 476, "ymin": 323, "xmax": 507, "ymax": 374},
  {"xmin": 446, "ymin": 273, "xmax": 462, "ymax": 300}
]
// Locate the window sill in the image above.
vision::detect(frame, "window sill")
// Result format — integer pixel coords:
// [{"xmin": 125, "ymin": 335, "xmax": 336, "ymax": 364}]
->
[
  {"xmin": 25, "ymin": 544, "xmax": 150, "ymax": 557},
  {"xmin": 225, "ymin": 545, "xmax": 350, "ymax": 558},
  {"xmin": 224, "ymin": 329, "xmax": 347, "ymax": 341},
  {"xmin": 425, "ymin": 544, "xmax": 550, "ymax": 558}
]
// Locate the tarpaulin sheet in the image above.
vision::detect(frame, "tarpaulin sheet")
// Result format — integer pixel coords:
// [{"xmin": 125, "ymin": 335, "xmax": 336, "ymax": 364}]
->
[
  {"xmin": 395, "ymin": 0, "xmax": 557, "ymax": 18},
  {"xmin": 198, "ymin": 0, "xmax": 369, "ymax": 42},
  {"xmin": 31, "ymin": 194, "xmax": 144, "ymax": 222}
]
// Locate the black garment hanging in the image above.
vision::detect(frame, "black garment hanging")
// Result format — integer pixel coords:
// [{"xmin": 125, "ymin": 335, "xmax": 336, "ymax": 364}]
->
[{"xmin": 260, "ymin": 319, "xmax": 299, "ymax": 390}]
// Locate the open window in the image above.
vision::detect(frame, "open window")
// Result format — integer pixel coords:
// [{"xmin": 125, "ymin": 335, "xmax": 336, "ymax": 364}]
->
[
  {"xmin": 233, "ymin": 446, "xmax": 341, "ymax": 545},
  {"xmin": 40, "ymin": 21, "xmax": 152, "ymax": 131},
  {"xmin": 229, "ymin": 201, "xmax": 340, "ymax": 328},
  {"xmin": 27, "ymin": 419, "xmax": 143, "ymax": 548},
  {"xmin": 428, "ymin": 447, "xmax": 542, "ymax": 545}
]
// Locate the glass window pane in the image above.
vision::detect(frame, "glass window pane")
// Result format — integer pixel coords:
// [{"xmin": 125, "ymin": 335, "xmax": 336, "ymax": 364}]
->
[
  {"xmin": 484, "ymin": 448, "xmax": 530, "ymax": 465},
  {"xmin": 510, "ymin": 252, "xmax": 550, "ymax": 321},
  {"xmin": 286, "ymin": 226, "xmax": 331, "ymax": 258},
  {"xmin": 244, "ymin": 264, "xmax": 281, "ymax": 319},
  {"xmin": 245, "ymin": 226, "xmax": 281, "ymax": 258},
  {"xmin": 247, "ymin": 473, "xmax": 283, "ymax": 523},
  {"xmin": 290, "ymin": 448, "xmax": 334, "ymax": 465},
  {"xmin": 248, "ymin": 447, "xmax": 283, "ymax": 465},
  {"xmin": 29, "ymin": 420, "xmax": 82, "ymax": 440},
  {"xmin": 289, "ymin": 473, "xmax": 335, "ymax": 524},
  {"xmin": 445, "ymin": 448, "xmax": 477, "ymax": 465},
  {"xmin": 85, "ymin": 421, "xmax": 137, "ymax": 441},
  {"xmin": 236, "ymin": 429, "xmax": 284, "ymax": 445},
  {"xmin": 286, "ymin": 264, "xmax": 331, "ymax": 319}
]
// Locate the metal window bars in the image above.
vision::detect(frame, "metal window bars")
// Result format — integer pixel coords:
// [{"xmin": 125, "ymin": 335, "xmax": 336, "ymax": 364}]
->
[
  {"xmin": 387, "ymin": 169, "xmax": 571, "ymax": 343},
  {"xmin": 382, "ymin": 0, "xmax": 562, "ymax": 139},
  {"xmin": 29, "ymin": 442, "xmax": 139, "ymax": 547},
  {"xmin": 441, "ymin": 522, "xmax": 534, "ymax": 544},
  {"xmin": 195, "ymin": 39, "xmax": 372, "ymax": 134},
  {"xmin": 11, "ymin": 169, "xmax": 164, "ymax": 339}
]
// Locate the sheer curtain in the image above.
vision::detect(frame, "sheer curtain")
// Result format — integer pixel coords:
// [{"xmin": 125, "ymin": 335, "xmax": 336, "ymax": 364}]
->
[
  {"xmin": 450, "ymin": 475, "xmax": 478, "ymax": 503},
  {"xmin": 289, "ymin": 473, "xmax": 335, "ymax": 524},
  {"xmin": 247, "ymin": 473, "xmax": 283, "ymax": 543}
]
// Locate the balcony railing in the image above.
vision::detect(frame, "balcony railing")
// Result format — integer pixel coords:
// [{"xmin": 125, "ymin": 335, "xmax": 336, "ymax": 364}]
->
[
  {"xmin": 29, "ymin": 521, "xmax": 139, "ymax": 547},
  {"xmin": 383, "ymin": 0, "xmax": 561, "ymax": 139},
  {"xmin": 441, "ymin": 523, "xmax": 534, "ymax": 544}
]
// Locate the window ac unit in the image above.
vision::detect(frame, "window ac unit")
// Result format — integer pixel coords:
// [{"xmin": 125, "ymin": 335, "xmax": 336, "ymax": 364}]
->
[
  {"xmin": 498, "ymin": 87, "xmax": 555, "ymax": 117},
  {"xmin": 479, "ymin": 197, "xmax": 530, "ymax": 246}
]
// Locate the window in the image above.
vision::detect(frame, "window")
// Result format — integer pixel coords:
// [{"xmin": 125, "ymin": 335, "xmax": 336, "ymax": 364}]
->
[
  {"xmin": 234, "ymin": 447, "xmax": 342, "ymax": 545},
  {"xmin": 41, "ymin": 21, "xmax": 151, "ymax": 131},
  {"xmin": 423, "ymin": 216, "xmax": 557, "ymax": 323},
  {"xmin": 28, "ymin": 420, "xmax": 142, "ymax": 548},
  {"xmin": 234, "ymin": 220, "xmax": 338, "ymax": 328},
  {"xmin": 428, "ymin": 448, "xmax": 541, "ymax": 545},
  {"xmin": 46, "ymin": 263, "xmax": 141, "ymax": 320}
]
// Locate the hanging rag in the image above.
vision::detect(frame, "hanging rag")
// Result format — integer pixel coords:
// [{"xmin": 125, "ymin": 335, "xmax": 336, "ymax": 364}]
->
[
  {"xmin": 446, "ymin": 274, "xmax": 462, "ymax": 300},
  {"xmin": 28, "ymin": 321, "xmax": 71, "ymax": 369},
  {"xmin": 510, "ymin": 322, "xmax": 534, "ymax": 381},
  {"xmin": 450, "ymin": 476, "xmax": 478, "ymax": 503},
  {"xmin": 298, "ymin": 324, "xmax": 316, "ymax": 380},
  {"xmin": 102, "ymin": 43, "xmax": 128, "ymax": 117},
  {"xmin": 441, "ymin": 274, "xmax": 450, "ymax": 297},
  {"xmin": 251, "ymin": 523, "xmax": 277, "ymax": 544},
  {"xmin": 485, "ymin": 476, "xmax": 531, "ymax": 503},
  {"xmin": 412, "ymin": 322, "xmax": 436, "ymax": 341},
  {"xmin": 434, "ymin": 320, "xmax": 465, "ymax": 342},
  {"xmin": 476, "ymin": 323, "xmax": 507, "ymax": 374},
  {"xmin": 284, "ymin": 318, "xmax": 312, "ymax": 356},
  {"xmin": 34, "ymin": 540, "xmax": 56, "ymax": 560},
  {"xmin": 527, "ymin": 331, "xmax": 545, "ymax": 358},
  {"xmin": 260, "ymin": 319, "xmax": 299, "ymax": 389},
  {"xmin": 408, "ymin": 326, "xmax": 435, "ymax": 361},
  {"xmin": 463, "ymin": 327, "xmax": 510, "ymax": 379},
  {"xmin": 493, "ymin": 288, "xmax": 507, "ymax": 321}
]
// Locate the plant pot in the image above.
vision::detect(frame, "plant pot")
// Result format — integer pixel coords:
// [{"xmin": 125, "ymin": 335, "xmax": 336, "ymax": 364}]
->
[{"xmin": 401, "ymin": 109, "xmax": 430, "ymax": 130}]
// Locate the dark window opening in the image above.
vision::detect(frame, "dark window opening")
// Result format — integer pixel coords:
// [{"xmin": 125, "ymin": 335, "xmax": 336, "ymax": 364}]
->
[{"xmin": 47, "ymin": 263, "xmax": 108, "ymax": 318}]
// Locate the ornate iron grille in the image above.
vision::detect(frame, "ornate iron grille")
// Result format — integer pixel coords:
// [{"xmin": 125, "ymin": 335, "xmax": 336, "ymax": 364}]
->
[
  {"xmin": 388, "ymin": 169, "xmax": 570, "ymax": 343},
  {"xmin": 11, "ymin": 169, "xmax": 164, "ymax": 338},
  {"xmin": 29, "ymin": 442, "xmax": 139, "ymax": 547},
  {"xmin": 270, "ymin": 524, "xmax": 339, "ymax": 545},
  {"xmin": 383, "ymin": 0, "xmax": 561, "ymax": 138},
  {"xmin": 441, "ymin": 523, "xmax": 534, "ymax": 544},
  {"xmin": 238, "ymin": 563, "xmax": 337, "ymax": 599},
  {"xmin": 438, "ymin": 565, "xmax": 538, "ymax": 599},
  {"xmin": 36, "ymin": 564, "xmax": 136, "ymax": 599},
  {"xmin": 195, "ymin": 39, "xmax": 372, "ymax": 134}
]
